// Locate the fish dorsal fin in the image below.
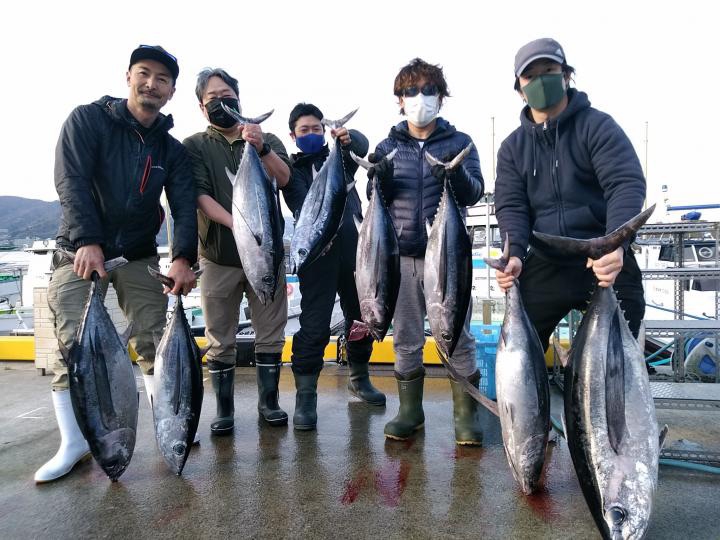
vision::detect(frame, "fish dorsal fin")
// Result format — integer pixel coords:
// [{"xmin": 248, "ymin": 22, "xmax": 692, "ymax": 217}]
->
[
  {"xmin": 226, "ymin": 167, "xmax": 238, "ymax": 186},
  {"xmin": 119, "ymin": 323, "xmax": 134, "ymax": 348},
  {"xmin": 605, "ymin": 310, "xmax": 627, "ymax": 453},
  {"xmin": 659, "ymin": 424, "xmax": 669, "ymax": 450},
  {"xmin": 551, "ymin": 336, "xmax": 570, "ymax": 368}
]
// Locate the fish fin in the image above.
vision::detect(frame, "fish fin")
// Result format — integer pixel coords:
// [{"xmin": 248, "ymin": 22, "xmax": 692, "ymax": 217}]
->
[
  {"xmin": 532, "ymin": 205, "xmax": 656, "ymax": 260},
  {"xmin": 349, "ymin": 151, "xmax": 371, "ymax": 170},
  {"xmin": 353, "ymin": 215, "xmax": 362, "ymax": 232},
  {"xmin": 424, "ymin": 143, "xmax": 474, "ymax": 169},
  {"xmin": 659, "ymin": 424, "xmax": 669, "ymax": 450},
  {"xmin": 425, "ymin": 219, "xmax": 432, "ymax": 239},
  {"xmin": 225, "ymin": 167, "xmax": 238, "ymax": 186},
  {"xmin": 119, "ymin": 323, "xmax": 134, "ymax": 348},
  {"xmin": 103, "ymin": 256, "xmax": 128, "ymax": 273},
  {"xmin": 439, "ymin": 226, "xmax": 448, "ymax": 301},
  {"xmin": 551, "ymin": 336, "xmax": 570, "ymax": 368},
  {"xmin": 346, "ymin": 179, "xmax": 357, "ymax": 193},
  {"xmin": 321, "ymin": 108, "xmax": 358, "ymax": 129},
  {"xmin": 311, "ymin": 164, "xmax": 319, "ymax": 180},
  {"xmin": 438, "ymin": 348, "xmax": 499, "ymax": 417},
  {"xmin": 483, "ymin": 234, "xmax": 510, "ymax": 272},
  {"xmin": 606, "ymin": 311, "xmax": 627, "ymax": 453},
  {"xmin": 220, "ymin": 102, "xmax": 273, "ymax": 125},
  {"xmin": 147, "ymin": 266, "xmax": 175, "ymax": 289},
  {"xmin": 319, "ymin": 235, "xmax": 336, "ymax": 257},
  {"xmin": 236, "ymin": 207, "xmax": 263, "ymax": 246}
]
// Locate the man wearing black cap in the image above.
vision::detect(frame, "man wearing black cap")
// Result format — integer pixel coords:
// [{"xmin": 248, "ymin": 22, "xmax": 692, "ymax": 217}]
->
[
  {"xmin": 493, "ymin": 38, "xmax": 646, "ymax": 351},
  {"xmin": 34, "ymin": 45, "xmax": 198, "ymax": 483}
]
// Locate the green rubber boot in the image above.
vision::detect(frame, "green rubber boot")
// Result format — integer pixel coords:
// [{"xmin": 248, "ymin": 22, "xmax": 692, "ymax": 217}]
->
[
  {"xmin": 208, "ymin": 361, "xmax": 235, "ymax": 435},
  {"xmin": 449, "ymin": 370, "xmax": 483, "ymax": 446},
  {"xmin": 384, "ymin": 368, "xmax": 425, "ymax": 440},
  {"xmin": 256, "ymin": 352, "xmax": 288, "ymax": 426},
  {"xmin": 292, "ymin": 372, "xmax": 319, "ymax": 431}
]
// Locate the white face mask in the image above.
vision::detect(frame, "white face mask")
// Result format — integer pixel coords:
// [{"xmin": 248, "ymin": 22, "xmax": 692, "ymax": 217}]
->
[{"xmin": 403, "ymin": 94, "xmax": 439, "ymax": 128}]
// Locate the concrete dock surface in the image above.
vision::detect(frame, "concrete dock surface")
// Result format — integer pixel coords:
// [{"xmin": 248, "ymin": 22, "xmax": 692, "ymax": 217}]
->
[{"xmin": 1, "ymin": 361, "xmax": 719, "ymax": 539}]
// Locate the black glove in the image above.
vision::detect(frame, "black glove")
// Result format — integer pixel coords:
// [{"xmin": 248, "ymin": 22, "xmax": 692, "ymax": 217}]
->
[
  {"xmin": 367, "ymin": 152, "xmax": 395, "ymax": 199},
  {"xmin": 431, "ymin": 163, "xmax": 447, "ymax": 183}
]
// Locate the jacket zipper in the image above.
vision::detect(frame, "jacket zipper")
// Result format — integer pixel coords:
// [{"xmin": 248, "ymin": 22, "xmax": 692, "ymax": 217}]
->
[{"xmin": 545, "ymin": 121, "xmax": 564, "ymax": 235}]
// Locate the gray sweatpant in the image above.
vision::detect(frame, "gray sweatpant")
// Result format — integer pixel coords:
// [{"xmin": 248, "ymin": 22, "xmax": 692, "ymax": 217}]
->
[{"xmin": 393, "ymin": 256, "xmax": 477, "ymax": 377}]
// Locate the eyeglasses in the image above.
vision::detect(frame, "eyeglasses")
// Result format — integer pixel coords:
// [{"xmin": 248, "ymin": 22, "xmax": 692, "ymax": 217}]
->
[
  {"xmin": 138, "ymin": 44, "xmax": 177, "ymax": 63},
  {"xmin": 402, "ymin": 84, "xmax": 439, "ymax": 98}
]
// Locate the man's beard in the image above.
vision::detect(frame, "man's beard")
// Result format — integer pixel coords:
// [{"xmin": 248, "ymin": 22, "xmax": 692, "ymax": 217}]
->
[{"xmin": 137, "ymin": 93, "xmax": 162, "ymax": 112}]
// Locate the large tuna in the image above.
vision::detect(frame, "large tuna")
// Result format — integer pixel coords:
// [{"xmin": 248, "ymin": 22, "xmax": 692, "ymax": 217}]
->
[
  {"xmin": 221, "ymin": 105, "xmax": 284, "ymax": 306},
  {"xmin": 148, "ymin": 268, "xmax": 205, "ymax": 475},
  {"xmin": 349, "ymin": 149, "xmax": 400, "ymax": 341},
  {"xmin": 60, "ymin": 255, "xmax": 138, "ymax": 482},
  {"xmin": 289, "ymin": 109, "xmax": 358, "ymax": 273},
  {"xmin": 484, "ymin": 238, "xmax": 550, "ymax": 495},
  {"xmin": 423, "ymin": 144, "xmax": 474, "ymax": 361},
  {"xmin": 535, "ymin": 205, "xmax": 661, "ymax": 540}
]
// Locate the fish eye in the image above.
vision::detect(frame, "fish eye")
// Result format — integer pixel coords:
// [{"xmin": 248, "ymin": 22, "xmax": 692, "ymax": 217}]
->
[
  {"xmin": 607, "ymin": 506, "xmax": 626, "ymax": 526},
  {"xmin": 172, "ymin": 442, "xmax": 186, "ymax": 456},
  {"xmin": 298, "ymin": 248, "xmax": 308, "ymax": 257},
  {"xmin": 441, "ymin": 331, "xmax": 452, "ymax": 341},
  {"xmin": 262, "ymin": 275, "xmax": 273, "ymax": 284}
]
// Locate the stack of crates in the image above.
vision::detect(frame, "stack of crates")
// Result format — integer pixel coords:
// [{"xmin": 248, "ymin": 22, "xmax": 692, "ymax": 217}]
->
[{"xmin": 470, "ymin": 322, "xmax": 500, "ymax": 399}]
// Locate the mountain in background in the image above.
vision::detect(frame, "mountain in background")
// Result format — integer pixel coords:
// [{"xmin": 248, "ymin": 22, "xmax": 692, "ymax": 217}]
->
[{"xmin": 0, "ymin": 196, "xmax": 168, "ymax": 246}]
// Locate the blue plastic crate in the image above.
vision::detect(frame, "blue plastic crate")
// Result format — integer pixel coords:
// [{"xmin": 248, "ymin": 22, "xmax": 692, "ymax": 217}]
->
[{"xmin": 476, "ymin": 343, "xmax": 497, "ymax": 400}]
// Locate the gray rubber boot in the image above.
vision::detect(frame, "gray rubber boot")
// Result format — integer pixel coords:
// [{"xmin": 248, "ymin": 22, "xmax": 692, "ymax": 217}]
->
[{"xmin": 384, "ymin": 368, "xmax": 425, "ymax": 440}]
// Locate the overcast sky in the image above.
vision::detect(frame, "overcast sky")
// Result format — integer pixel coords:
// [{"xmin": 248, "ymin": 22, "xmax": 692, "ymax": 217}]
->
[{"xmin": 1, "ymin": 0, "xmax": 716, "ymax": 222}]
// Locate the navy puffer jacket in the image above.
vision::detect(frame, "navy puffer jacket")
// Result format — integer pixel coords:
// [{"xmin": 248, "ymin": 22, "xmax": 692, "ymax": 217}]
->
[
  {"xmin": 495, "ymin": 89, "xmax": 646, "ymax": 261},
  {"xmin": 369, "ymin": 118, "xmax": 484, "ymax": 257}
]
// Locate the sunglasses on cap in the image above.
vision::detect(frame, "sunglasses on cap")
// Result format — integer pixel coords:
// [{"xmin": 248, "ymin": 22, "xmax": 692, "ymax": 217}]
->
[
  {"xmin": 402, "ymin": 84, "xmax": 439, "ymax": 98},
  {"xmin": 138, "ymin": 44, "xmax": 177, "ymax": 63}
]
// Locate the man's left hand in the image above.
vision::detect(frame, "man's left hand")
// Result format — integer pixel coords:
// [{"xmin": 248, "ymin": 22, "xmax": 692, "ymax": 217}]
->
[
  {"xmin": 587, "ymin": 246, "xmax": 624, "ymax": 288},
  {"xmin": 331, "ymin": 127, "xmax": 351, "ymax": 146},
  {"xmin": 241, "ymin": 123, "xmax": 264, "ymax": 152},
  {"xmin": 166, "ymin": 258, "xmax": 197, "ymax": 296}
]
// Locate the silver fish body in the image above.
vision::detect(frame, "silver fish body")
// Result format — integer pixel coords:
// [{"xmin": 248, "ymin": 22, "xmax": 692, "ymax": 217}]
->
[
  {"xmin": 355, "ymin": 176, "xmax": 400, "ymax": 341},
  {"xmin": 65, "ymin": 277, "xmax": 138, "ymax": 481},
  {"xmin": 564, "ymin": 286, "xmax": 659, "ymax": 540},
  {"xmin": 229, "ymin": 145, "xmax": 284, "ymax": 305},
  {"xmin": 494, "ymin": 283, "xmax": 550, "ymax": 494},
  {"xmin": 152, "ymin": 294, "xmax": 204, "ymax": 475},
  {"xmin": 424, "ymin": 178, "xmax": 473, "ymax": 359},
  {"xmin": 290, "ymin": 143, "xmax": 348, "ymax": 273}
]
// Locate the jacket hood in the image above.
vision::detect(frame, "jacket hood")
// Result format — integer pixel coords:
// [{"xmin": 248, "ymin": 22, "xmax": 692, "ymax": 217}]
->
[
  {"xmin": 519, "ymin": 88, "xmax": 590, "ymax": 133},
  {"xmin": 94, "ymin": 95, "xmax": 174, "ymax": 135},
  {"xmin": 388, "ymin": 117, "xmax": 457, "ymax": 143}
]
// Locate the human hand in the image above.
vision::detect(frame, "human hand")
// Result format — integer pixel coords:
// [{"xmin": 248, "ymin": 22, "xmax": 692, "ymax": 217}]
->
[
  {"xmin": 587, "ymin": 246, "xmax": 624, "ymax": 288},
  {"xmin": 241, "ymin": 123, "xmax": 265, "ymax": 152},
  {"xmin": 166, "ymin": 258, "xmax": 197, "ymax": 296},
  {"xmin": 495, "ymin": 256, "xmax": 523, "ymax": 291},
  {"xmin": 74, "ymin": 244, "xmax": 106, "ymax": 280},
  {"xmin": 331, "ymin": 127, "xmax": 351, "ymax": 146}
]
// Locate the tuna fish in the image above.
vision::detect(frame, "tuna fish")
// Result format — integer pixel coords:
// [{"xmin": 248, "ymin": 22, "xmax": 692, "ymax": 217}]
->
[
  {"xmin": 289, "ymin": 109, "xmax": 359, "ymax": 273},
  {"xmin": 534, "ymin": 205, "xmax": 661, "ymax": 540},
  {"xmin": 59, "ymin": 255, "xmax": 138, "ymax": 482},
  {"xmin": 148, "ymin": 268, "xmax": 205, "ymax": 475},
  {"xmin": 349, "ymin": 149, "xmax": 400, "ymax": 341},
  {"xmin": 484, "ymin": 237, "xmax": 550, "ymax": 495},
  {"xmin": 423, "ymin": 144, "xmax": 475, "ymax": 360},
  {"xmin": 221, "ymin": 105, "xmax": 284, "ymax": 305}
]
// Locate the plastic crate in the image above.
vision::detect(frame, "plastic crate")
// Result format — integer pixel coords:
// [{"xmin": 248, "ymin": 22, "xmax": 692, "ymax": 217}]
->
[{"xmin": 471, "ymin": 324, "xmax": 500, "ymax": 399}]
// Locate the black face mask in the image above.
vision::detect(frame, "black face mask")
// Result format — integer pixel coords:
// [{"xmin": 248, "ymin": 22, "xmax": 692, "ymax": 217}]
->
[{"xmin": 205, "ymin": 97, "xmax": 240, "ymax": 128}]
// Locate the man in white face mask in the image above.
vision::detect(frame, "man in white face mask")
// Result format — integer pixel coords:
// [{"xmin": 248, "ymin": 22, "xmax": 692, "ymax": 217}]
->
[{"xmin": 366, "ymin": 57, "xmax": 485, "ymax": 446}]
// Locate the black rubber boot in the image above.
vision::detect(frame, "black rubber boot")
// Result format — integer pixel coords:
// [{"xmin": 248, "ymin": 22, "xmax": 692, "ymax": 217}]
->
[
  {"xmin": 348, "ymin": 360, "xmax": 386, "ymax": 406},
  {"xmin": 256, "ymin": 352, "xmax": 288, "ymax": 426},
  {"xmin": 384, "ymin": 368, "xmax": 425, "ymax": 440},
  {"xmin": 292, "ymin": 371, "xmax": 319, "ymax": 431},
  {"xmin": 208, "ymin": 361, "xmax": 235, "ymax": 435},
  {"xmin": 449, "ymin": 370, "xmax": 483, "ymax": 446}
]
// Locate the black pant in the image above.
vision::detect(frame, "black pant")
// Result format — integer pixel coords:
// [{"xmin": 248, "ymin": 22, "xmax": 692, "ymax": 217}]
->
[
  {"xmin": 519, "ymin": 248, "xmax": 646, "ymax": 350},
  {"xmin": 291, "ymin": 223, "xmax": 373, "ymax": 375}
]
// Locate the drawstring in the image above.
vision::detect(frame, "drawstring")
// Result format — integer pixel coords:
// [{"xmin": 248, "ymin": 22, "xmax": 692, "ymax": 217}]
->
[{"xmin": 532, "ymin": 126, "xmax": 537, "ymax": 177}]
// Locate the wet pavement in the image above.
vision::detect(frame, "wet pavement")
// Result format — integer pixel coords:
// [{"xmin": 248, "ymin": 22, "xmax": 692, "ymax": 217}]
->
[{"xmin": 1, "ymin": 360, "xmax": 719, "ymax": 539}]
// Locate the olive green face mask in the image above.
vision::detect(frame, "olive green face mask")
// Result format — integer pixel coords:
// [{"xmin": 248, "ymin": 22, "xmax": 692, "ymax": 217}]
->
[{"xmin": 522, "ymin": 73, "xmax": 565, "ymax": 110}]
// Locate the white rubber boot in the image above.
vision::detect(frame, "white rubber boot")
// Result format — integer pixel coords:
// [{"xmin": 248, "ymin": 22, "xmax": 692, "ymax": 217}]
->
[
  {"xmin": 34, "ymin": 390, "xmax": 91, "ymax": 483},
  {"xmin": 146, "ymin": 373, "xmax": 199, "ymax": 445}
]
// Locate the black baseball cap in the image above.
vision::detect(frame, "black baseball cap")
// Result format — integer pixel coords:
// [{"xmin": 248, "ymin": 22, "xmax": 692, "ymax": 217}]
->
[{"xmin": 129, "ymin": 45, "xmax": 179, "ymax": 82}]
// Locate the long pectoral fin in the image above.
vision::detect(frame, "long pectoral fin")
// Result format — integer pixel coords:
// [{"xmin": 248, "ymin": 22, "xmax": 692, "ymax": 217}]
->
[
  {"xmin": 659, "ymin": 424, "xmax": 669, "ymax": 450},
  {"xmin": 439, "ymin": 227, "xmax": 448, "ymax": 301},
  {"xmin": 605, "ymin": 311, "xmax": 627, "ymax": 453}
]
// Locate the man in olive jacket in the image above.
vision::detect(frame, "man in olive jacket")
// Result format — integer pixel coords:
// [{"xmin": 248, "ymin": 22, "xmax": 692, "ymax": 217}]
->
[{"xmin": 183, "ymin": 68, "xmax": 291, "ymax": 434}]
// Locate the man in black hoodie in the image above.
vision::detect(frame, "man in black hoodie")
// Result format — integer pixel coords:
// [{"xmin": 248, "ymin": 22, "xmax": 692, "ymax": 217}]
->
[
  {"xmin": 281, "ymin": 103, "xmax": 386, "ymax": 431},
  {"xmin": 36, "ymin": 45, "xmax": 198, "ymax": 483},
  {"xmin": 494, "ymin": 38, "xmax": 646, "ymax": 350}
]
